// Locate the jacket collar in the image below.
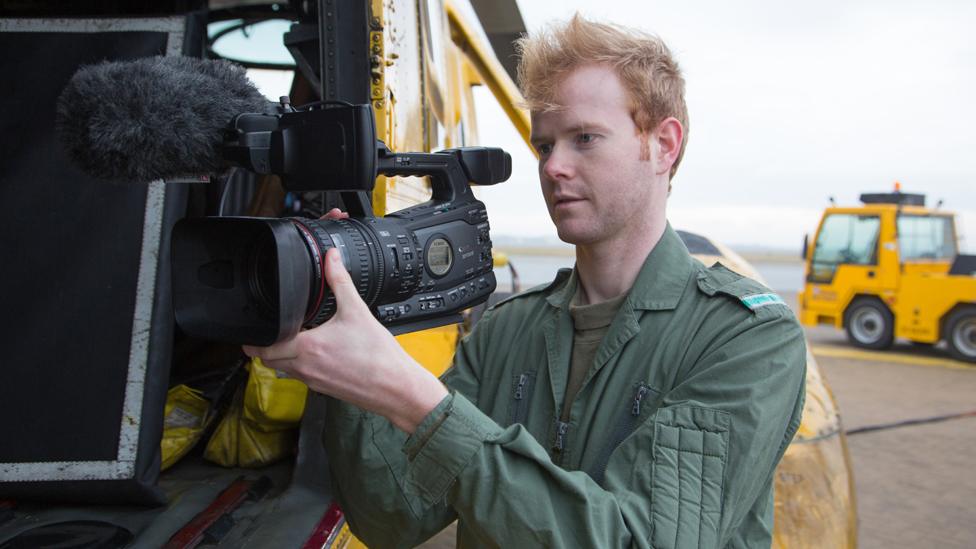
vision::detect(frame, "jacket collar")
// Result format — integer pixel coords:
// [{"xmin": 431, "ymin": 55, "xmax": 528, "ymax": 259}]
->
[{"xmin": 545, "ymin": 223, "xmax": 694, "ymax": 311}]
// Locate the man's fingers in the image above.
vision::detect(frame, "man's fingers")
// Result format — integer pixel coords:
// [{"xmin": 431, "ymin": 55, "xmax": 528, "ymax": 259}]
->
[
  {"xmin": 324, "ymin": 247, "xmax": 365, "ymax": 312},
  {"xmin": 242, "ymin": 337, "xmax": 299, "ymax": 363},
  {"xmin": 320, "ymin": 208, "xmax": 350, "ymax": 221}
]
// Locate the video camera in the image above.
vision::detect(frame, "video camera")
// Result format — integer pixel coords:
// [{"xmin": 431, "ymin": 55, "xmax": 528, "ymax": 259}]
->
[{"xmin": 172, "ymin": 100, "xmax": 511, "ymax": 346}]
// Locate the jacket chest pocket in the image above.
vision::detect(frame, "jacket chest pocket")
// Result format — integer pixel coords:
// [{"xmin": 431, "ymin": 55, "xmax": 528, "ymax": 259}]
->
[{"xmin": 507, "ymin": 371, "xmax": 537, "ymax": 425}]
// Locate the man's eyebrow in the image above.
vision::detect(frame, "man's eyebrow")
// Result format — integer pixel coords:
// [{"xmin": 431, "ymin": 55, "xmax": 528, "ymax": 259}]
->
[
  {"xmin": 531, "ymin": 122, "xmax": 609, "ymax": 142},
  {"xmin": 569, "ymin": 121, "xmax": 611, "ymax": 134},
  {"xmin": 529, "ymin": 131, "xmax": 550, "ymax": 144}
]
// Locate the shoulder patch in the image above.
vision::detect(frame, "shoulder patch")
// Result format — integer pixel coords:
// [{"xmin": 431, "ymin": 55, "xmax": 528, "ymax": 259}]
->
[
  {"xmin": 739, "ymin": 292, "xmax": 787, "ymax": 311},
  {"xmin": 490, "ymin": 267, "xmax": 573, "ymax": 309}
]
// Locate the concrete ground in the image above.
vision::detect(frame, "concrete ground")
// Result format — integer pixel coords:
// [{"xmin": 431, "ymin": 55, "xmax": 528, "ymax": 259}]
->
[{"xmin": 803, "ymin": 321, "xmax": 976, "ymax": 548}]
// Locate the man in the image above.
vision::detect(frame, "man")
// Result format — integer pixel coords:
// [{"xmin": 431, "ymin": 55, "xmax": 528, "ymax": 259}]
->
[{"xmin": 245, "ymin": 14, "xmax": 806, "ymax": 548}]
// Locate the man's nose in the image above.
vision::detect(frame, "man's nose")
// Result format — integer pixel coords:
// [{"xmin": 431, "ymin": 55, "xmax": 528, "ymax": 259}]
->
[{"xmin": 542, "ymin": 146, "xmax": 573, "ymax": 181}]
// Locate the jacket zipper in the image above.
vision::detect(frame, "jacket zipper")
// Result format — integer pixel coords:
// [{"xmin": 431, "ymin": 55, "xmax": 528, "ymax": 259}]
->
[
  {"xmin": 587, "ymin": 382, "xmax": 652, "ymax": 485},
  {"xmin": 632, "ymin": 383, "xmax": 649, "ymax": 416},
  {"xmin": 509, "ymin": 372, "xmax": 536, "ymax": 425},
  {"xmin": 515, "ymin": 374, "xmax": 527, "ymax": 400},
  {"xmin": 553, "ymin": 420, "xmax": 570, "ymax": 453}
]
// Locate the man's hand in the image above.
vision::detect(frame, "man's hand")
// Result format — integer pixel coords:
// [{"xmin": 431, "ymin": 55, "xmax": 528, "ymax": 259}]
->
[{"xmin": 242, "ymin": 209, "xmax": 448, "ymax": 434}]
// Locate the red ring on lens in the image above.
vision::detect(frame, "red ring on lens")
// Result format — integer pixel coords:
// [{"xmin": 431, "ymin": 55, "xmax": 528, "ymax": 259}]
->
[{"xmin": 291, "ymin": 220, "xmax": 327, "ymax": 324}]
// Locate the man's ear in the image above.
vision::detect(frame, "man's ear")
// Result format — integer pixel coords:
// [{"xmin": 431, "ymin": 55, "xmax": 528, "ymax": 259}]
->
[{"xmin": 654, "ymin": 117, "xmax": 683, "ymax": 177}]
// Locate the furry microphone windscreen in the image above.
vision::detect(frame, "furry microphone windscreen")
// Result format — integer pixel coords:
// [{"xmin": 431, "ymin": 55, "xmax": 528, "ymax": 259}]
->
[{"xmin": 56, "ymin": 56, "xmax": 277, "ymax": 182}]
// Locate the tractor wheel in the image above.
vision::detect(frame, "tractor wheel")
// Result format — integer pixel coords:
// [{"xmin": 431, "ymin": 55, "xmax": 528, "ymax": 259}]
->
[
  {"xmin": 945, "ymin": 308, "xmax": 976, "ymax": 363},
  {"xmin": 844, "ymin": 298, "xmax": 894, "ymax": 350}
]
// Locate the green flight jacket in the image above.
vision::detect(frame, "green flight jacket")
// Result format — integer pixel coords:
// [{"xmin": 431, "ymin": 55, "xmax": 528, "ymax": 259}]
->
[{"xmin": 324, "ymin": 225, "xmax": 807, "ymax": 548}]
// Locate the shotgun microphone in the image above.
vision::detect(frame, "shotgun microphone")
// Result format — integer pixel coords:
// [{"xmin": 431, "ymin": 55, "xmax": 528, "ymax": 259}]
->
[{"xmin": 56, "ymin": 55, "xmax": 277, "ymax": 182}]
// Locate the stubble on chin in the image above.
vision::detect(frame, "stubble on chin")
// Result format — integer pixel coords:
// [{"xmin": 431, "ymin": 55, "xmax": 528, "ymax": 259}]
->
[{"xmin": 554, "ymin": 218, "xmax": 603, "ymax": 247}]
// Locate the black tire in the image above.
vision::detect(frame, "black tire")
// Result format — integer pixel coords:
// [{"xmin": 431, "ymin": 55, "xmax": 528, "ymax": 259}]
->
[
  {"xmin": 844, "ymin": 298, "xmax": 894, "ymax": 350},
  {"xmin": 945, "ymin": 308, "xmax": 976, "ymax": 363}
]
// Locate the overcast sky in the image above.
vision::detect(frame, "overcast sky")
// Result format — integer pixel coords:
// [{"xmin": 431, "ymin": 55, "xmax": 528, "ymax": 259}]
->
[{"xmin": 473, "ymin": 0, "xmax": 976, "ymax": 251}]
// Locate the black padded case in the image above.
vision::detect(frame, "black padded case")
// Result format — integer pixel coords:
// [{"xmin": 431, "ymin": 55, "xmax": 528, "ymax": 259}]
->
[{"xmin": 0, "ymin": 15, "xmax": 202, "ymax": 504}]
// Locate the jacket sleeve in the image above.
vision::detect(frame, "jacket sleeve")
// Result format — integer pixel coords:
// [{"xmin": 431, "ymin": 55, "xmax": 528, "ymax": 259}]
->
[
  {"xmin": 325, "ymin": 305, "xmax": 806, "ymax": 548},
  {"xmin": 322, "ymin": 385, "xmax": 458, "ymax": 548},
  {"xmin": 320, "ymin": 308, "xmax": 496, "ymax": 548}
]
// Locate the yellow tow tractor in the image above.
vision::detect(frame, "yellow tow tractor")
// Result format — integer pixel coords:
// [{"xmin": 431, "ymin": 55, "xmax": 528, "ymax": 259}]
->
[{"xmin": 798, "ymin": 185, "xmax": 976, "ymax": 362}]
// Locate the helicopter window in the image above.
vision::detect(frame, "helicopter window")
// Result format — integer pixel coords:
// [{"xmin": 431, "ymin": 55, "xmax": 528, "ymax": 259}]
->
[
  {"xmin": 208, "ymin": 18, "xmax": 295, "ymax": 68},
  {"xmin": 208, "ymin": 18, "xmax": 296, "ymax": 100}
]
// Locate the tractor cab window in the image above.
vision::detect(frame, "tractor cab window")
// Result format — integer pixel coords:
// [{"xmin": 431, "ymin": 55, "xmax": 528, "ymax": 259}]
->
[
  {"xmin": 897, "ymin": 215, "xmax": 956, "ymax": 261},
  {"xmin": 808, "ymin": 214, "xmax": 880, "ymax": 282}
]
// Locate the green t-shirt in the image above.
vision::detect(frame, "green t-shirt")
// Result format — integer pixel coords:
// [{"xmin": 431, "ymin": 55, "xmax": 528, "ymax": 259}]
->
[{"xmin": 562, "ymin": 289, "xmax": 628, "ymax": 421}]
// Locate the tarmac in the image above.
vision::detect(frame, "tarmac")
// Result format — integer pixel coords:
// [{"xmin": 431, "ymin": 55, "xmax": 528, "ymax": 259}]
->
[{"xmin": 802, "ymin": 318, "xmax": 976, "ymax": 548}]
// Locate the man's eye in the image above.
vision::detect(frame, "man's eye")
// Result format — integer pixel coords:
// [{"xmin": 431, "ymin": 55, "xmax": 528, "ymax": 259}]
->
[
  {"xmin": 578, "ymin": 133, "xmax": 596, "ymax": 145},
  {"xmin": 536, "ymin": 143, "xmax": 553, "ymax": 155}
]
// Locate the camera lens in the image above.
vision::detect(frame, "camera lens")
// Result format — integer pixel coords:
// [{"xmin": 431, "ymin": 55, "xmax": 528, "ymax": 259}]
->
[
  {"xmin": 291, "ymin": 218, "xmax": 371, "ymax": 328},
  {"xmin": 247, "ymin": 230, "xmax": 280, "ymax": 317},
  {"xmin": 289, "ymin": 217, "xmax": 424, "ymax": 329},
  {"xmin": 172, "ymin": 214, "xmax": 434, "ymax": 345}
]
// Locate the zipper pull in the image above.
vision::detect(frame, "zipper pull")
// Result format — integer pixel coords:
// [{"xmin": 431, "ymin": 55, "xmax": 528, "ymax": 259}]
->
[
  {"xmin": 632, "ymin": 383, "xmax": 649, "ymax": 416},
  {"xmin": 514, "ymin": 374, "xmax": 528, "ymax": 400},
  {"xmin": 553, "ymin": 421, "xmax": 570, "ymax": 452}
]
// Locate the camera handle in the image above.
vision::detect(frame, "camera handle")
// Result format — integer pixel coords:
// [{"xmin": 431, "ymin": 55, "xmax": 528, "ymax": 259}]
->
[
  {"xmin": 375, "ymin": 144, "xmax": 511, "ymax": 205},
  {"xmin": 338, "ymin": 191, "xmax": 374, "ymax": 218}
]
